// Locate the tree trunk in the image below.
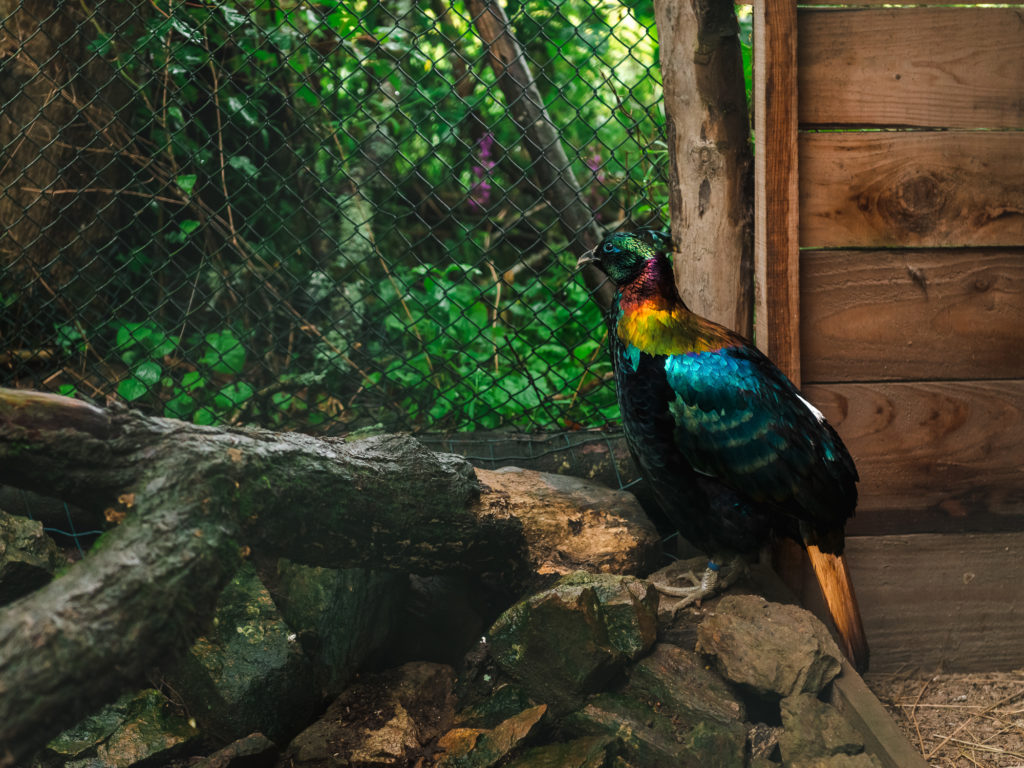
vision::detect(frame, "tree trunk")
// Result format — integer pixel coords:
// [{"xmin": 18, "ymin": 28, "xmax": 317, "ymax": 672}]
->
[
  {"xmin": 0, "ymin": 388, "xmax": 657, "ymax": 762},
  {"xmin": 0, "ymin": 0, "xmax": 136, "ymax": 326},
  {"xmin": 654, "ymin": 0, "xmax": 754, "ymax": 338}
]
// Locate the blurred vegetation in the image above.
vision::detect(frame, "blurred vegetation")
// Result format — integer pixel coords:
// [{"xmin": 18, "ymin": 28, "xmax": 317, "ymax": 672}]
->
[{"xmin": 19, "ymin": 0, "xmax": 750, "ymax": 432}]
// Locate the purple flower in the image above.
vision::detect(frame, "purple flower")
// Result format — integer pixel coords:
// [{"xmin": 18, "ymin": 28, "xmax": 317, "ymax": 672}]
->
[
  {"xmin": 469, "ymin": 132, "xmax": 498, "ymax": 210},
  {"xmin": 586, "ymin": 150, "xmax": 606, "ymax": 183}
]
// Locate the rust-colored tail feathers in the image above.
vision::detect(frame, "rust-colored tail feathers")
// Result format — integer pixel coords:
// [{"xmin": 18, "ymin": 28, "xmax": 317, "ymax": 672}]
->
[{"xmin": 806, "ymin": 545, "xmax": 869, "ymax": 672}]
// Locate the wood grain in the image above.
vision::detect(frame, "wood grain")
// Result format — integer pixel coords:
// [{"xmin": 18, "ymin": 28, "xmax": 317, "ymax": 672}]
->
[
  {"xmin": 801, "ymin": 249, "xmax": 1024, "ymax": 382},
  {"xmin": 654, "ymin": 0, "xmax": 753, "ymax": 337},
  {"xmin": 799, "ymin": 8, "xmax": 1024, "ymax": 129},
  {"xmin": 844, "ymin": 532, "xmax": 1024, "ymax": 673},
  {"xmin": 800, "ymin": 131, "xmax": 1024, "ymax": 249},
  {"xmin": 803, "ymin": 381, "xmax": 1024, "ymax": 533},
  {"xmin": 799, "ymin": 0, "xmax": 1020, "ymax": 7},
  {"xmin": 754, "ymin": 0, "xmax": 801, "ymax": 380},
  {"xmin": 756, "ymin": 0, "xmax": 808, "ymax": 599}
]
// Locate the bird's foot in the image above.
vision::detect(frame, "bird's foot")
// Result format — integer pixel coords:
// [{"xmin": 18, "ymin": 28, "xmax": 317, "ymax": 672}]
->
[{"xmin": 649, "ymin": 556, "xmax": 746, "ymax": 613}]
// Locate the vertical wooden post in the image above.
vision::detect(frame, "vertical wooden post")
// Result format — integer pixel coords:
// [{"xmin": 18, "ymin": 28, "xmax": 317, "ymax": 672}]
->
[
  {"xmin": 753, "ymin": 0, "xmax": 807, "ymax": 593},
  {"xmin": 753, "ymin": 0, "xmax": 800, "ymax": 376},
  {"xmin": 655, "ymin": 0, "xmax": 754, "ymax": 338}
]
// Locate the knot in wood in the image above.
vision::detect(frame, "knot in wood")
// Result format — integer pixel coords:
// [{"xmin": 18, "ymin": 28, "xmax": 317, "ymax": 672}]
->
[
  {"xmin": 878, "ymin": 173, "xmax": 949, "ymax": 235},
  {"xmin": 689, "ymin": 140, "xmax": 721, "ymax": 177}
]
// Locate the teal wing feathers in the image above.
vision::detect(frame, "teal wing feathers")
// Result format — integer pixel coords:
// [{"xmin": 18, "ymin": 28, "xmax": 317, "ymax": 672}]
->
[{"xmin": 662, "ymin": 344, "xmax": 857, "ymax": 540}]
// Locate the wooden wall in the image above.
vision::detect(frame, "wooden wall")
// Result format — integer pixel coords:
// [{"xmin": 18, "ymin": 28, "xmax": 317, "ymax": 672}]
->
[{"xmin": 754, "ymin": 0, "xmax": 1024, "ymax": 672}]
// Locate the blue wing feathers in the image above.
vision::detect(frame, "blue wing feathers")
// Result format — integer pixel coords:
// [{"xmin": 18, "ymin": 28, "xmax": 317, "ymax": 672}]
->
[{"xmin": 639, "ymin": 342, "xmax": 856, "ymax": 546}]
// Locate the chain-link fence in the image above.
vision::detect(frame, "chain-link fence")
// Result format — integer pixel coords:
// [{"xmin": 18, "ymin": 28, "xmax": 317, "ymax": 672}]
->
[{"xmin": 1, "ymin": 0, "xmax": 675, "ymax": 437}]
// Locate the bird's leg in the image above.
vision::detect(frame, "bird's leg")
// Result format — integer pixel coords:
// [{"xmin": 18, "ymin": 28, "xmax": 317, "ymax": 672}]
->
[{"xmin": 650, "ymin": 555, "xmax": 747, "ymax": 612}]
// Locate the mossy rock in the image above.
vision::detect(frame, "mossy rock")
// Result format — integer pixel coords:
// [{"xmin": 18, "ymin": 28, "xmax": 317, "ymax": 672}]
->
[
  {"xmin": 0, "ymin": 507, "xmax": 62, "ymax": 605},
  {"xmin": 165, "ymin": 561, "xmax": 314, "ymax": 743},
  {"xmin": 488, "ymin": 572, "xmax": 657, "ymax": 713},
  {"xmin": 36, "ymin": 689, "xmax": 198, "ymax": 768}
]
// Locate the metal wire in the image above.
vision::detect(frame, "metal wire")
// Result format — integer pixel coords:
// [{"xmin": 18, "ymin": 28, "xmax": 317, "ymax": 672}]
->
[{"xmin": 1, "ymin": 0, "xmax": 668, "ymax": 437}]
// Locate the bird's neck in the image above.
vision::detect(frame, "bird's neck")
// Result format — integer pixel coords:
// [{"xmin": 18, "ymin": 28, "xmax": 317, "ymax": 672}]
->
[
  {"xmin": 617, "ymin": 255, "xmax": 681, "ymax": 312},
  {"xmin": 615, "ymin": 257, "xmax": 738, "ymax": 355}
]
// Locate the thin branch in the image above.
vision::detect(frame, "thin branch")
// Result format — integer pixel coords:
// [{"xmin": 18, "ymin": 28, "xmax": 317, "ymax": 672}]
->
[{"xmin": 466, "ymin": 0, "xmax": 612, "ymax": 310}]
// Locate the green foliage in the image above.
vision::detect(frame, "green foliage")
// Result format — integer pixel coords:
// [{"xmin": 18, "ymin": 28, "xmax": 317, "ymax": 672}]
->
[
  {"xmin": 366, "ymin": 253, "xmax": 618, "ymax": 430},
  {"xmin": 47, "ymin": 0, "xmax": 744, "ymax": 431}
]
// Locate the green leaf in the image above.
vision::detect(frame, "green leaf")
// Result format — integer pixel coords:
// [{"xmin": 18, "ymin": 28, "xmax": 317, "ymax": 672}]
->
[
  {"xmin": 117, "ymin": 377, "xmax": 149, "ymax": 402},
  {"xmin": 164, "ymin": 393, "xmax": 196, "ymax": 420},
  {"xmin": 181, "ymin": 370, "xmax": 206, "ymax": 391},
  {"xmin": 133, "ymin": 360, "xmax": 162, "ymax": 385},
  {"xmin": 176, "ymin": 174, "xmax": 198, "ymax": 196},
  {"xmin": 201, "ymin": 330, "xmax": 246, "ymax": 374},
  {"xmin": 214, "ymin": 381, "xmax": 254, "ymax": 410},
  {"xmin": 295, "ymin": 85, "xmax": 319, "ymax": 106},
  {"xmin": 193, "ymin": 406, "xmax": 219, "ymax": 426},
  {"xmin": 228, "ymin": 155, "xmax": 259, "ymax": 178},
  {"xmin": 54, "ymin": 323, "xmax": 85, "ymax": 354},
  {"xmin": 180, "ymin": 219, "xmax": 201, "ymax": 235},
  {"xmin": 87, "ymin": 34, "xmax": 113, "ymax": 56},
  {"xmin": 57, "ymin": 384, "xmax": 77, "ymax": 397},
  {"xmin": 271, "ymin": 391, "xmax": 306, "ymax": 411}
]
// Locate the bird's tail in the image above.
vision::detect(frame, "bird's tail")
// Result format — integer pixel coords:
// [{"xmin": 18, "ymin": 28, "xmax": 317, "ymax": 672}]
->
[{"xmin": 806, "ymin": 545, "xmax": 869, "ymax": 672}]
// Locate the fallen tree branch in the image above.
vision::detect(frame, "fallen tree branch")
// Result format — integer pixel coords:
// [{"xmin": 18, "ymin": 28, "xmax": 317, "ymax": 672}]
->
[{"xmin": 0, "ymin": 388, "xmax": 658, "ymax": 761}]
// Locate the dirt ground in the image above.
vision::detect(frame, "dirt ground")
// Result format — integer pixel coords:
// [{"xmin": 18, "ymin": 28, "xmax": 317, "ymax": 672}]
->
[{"xmin": 866, "ymin": 671, "xmax": 1024, "ymax": 768}]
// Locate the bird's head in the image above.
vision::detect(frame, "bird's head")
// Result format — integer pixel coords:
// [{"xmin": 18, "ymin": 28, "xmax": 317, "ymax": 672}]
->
[{"xmin": 577, "ymin": 229, "xmax": 672, "ymax": 286}]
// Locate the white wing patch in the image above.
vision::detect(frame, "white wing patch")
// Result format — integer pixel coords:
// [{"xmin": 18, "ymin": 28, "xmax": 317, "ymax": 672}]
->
[{"xmin": 797, "ymin": 393, "xmax": 825, "ymax": 424}]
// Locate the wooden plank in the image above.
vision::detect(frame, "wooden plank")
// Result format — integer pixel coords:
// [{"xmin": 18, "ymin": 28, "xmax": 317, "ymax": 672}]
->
[
  {"xmin": 830, "ymin": 659, "xmax": 931, "ymax": 768},
  {"xmin": 844, "ymin": 532, "xmax": 1024, "ymax": 673},
  {"xmin": 754, "ymin": 0, "xmax": 801, "ymax": 379},
  {"xmin": 800, "ymin": 0, "xmax": 1022, "ymax": 5},
  {"xmin": 799, "ymin": 8, "xmax": 1024, "ymax": 129},
  {"xmin": 755, "ymin": 0, "xmax": 808, "ymax": 602},
  {"xmin": 800, "ymin": 131, "xmax": 1024, "ymax": 249},
  {"xmin": 801, "ymin": 249, "xmax": 1024, "ymax": 382},
  {"xmin": 803, "ymin": 381, "xmax": 1024, "ymax": 534}
]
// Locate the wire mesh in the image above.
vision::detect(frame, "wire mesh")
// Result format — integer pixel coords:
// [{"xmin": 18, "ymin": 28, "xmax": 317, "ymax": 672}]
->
[{"xmin": 1, "ymin": 0, "xmax": 671, "ymax": 436}]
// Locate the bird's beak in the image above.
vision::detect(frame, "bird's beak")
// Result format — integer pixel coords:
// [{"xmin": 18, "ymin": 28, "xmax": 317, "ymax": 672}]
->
[{"xmin": 576, "ymin": 247, "xmax": 598, "ymax": 270}]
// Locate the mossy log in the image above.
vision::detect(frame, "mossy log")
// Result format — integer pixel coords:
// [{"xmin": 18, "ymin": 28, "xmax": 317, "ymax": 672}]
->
[{"xmin": 0, "ymin": 389, "xmax": 657, "ymax": 763}]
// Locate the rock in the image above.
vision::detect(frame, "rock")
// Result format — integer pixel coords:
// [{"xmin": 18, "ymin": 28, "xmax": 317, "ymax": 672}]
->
[
  {"xmin": 778, "ymin": 693, "xmax": 864, "ymax": 765},
  {"xmin": 626, "ymin": 644, "xmax": 747, "ymax": 724},
  {"xmin": 697, "ymin": 595, "xmax": 842, "ymax": 697},
  {"xmin": 748, "ymin": 722, "xmax": 782, "ymax": 762},
  {"xmin": 279, "ymin": 662, "xmax": 456, "ymax": 767},
  {"xmin": 166, "ymin": 561, "xmax": 315, "ymax": 743},
  {"xmin": 504, "ymin": 735, "xmax": 621, "ymax": 768},
  {"xmin": 0, "ymin": 507, "xmax": 62, "ymax": 605},
  {"xmin": 192, "ymin": 733, "xmax": 278, "ymax": 768},
  {"xmin": 435, "ymin": 704, "xmax": 547, "ymax": 768},
  {"xmin": 37, "ymin": 688, "xmax": 198, "ymax": 767},
  {"xmin": 273, "ymin": 558, "xmax": 407, "ymax": 695},
  {"xmin": 786, "ymin": 756, "xmax": 884, "ymax": 768},
  {"xmin": 562, "ymin": 643, "xmax": 748, "ymax": 766},
  {"xmin": 454, "ymin": 684, "xmax": 536, "ymax": 729},
  {"xmin": 565, "ymin": 693, "xmax": 746, "ymax": 768},
  {"xmin": 562, "ymin": 644, "xmax": 747, "ymax": 768},
  {"xmin": 474, "ymin": 468, "xmax": 661, "ymax": 577},
  {"xmin": 488, "ymin": 572, "xmax": 657, "ymax": 712}
]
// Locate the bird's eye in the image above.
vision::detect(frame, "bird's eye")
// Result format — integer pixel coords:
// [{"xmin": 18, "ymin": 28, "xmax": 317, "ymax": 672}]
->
[{"xmin": 603, "ymin": 242, "xmax": 615, "ymax": 252}]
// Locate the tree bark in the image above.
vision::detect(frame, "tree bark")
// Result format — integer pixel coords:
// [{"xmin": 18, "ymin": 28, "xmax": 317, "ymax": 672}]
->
[
  {"xmin": 654, "ymin": 0, "xmax": 754, "ymax": 338},
  {"xmin": 467, "ymin": 0, "xmax": 613, "ymax": 310},
  {"xmin": 0, "ymin": 0, "xmax": 137, "ymax": 321},
  {"xmin": 0, "ymin": 388, "xmax": 657, "ymax": 762}
]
